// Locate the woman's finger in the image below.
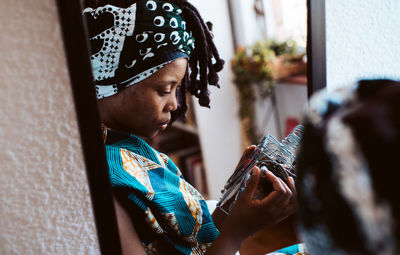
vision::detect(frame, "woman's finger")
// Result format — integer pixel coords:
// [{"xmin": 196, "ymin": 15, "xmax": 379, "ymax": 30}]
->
[
  {"xmin": 277, "ymin": 176, "xmax": 291, "ymax": 193},
  {"xmin": 232, "ymin": 145, "xmax": 257, "ymax": 176},
  {"xmin": 264, "ymin": 170, "xmax": 286, "ymax": 193},
  {"xmin": 239, "ymin": 145, "xmax": 257, "ymax": 164},
  {"xmin": 240, "ymin": 166, "xmax": 261, "ymax": 200},
  {"xmin": 285, "ymin": 177, "xmax": 297, "ymax": 211},
  {"xmin": 242, "ymin": 145, "xmax": 257, "ymax": 159},
  {"xmin": 274, "ymin": 177, "xmax": 292, "ymax": 205},
  {"xmin": 258, "ymin": 170, "xmax": 288, "ymax": 205},
  {"xmin": 286, "ymin": 176, "xmax": 296, "ymax": 197}
]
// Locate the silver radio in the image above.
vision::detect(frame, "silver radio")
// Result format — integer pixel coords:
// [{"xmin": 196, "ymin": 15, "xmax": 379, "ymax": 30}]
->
[{"xmin": 217, "ymin": 125, "xmax": 304, "ymax": 214}]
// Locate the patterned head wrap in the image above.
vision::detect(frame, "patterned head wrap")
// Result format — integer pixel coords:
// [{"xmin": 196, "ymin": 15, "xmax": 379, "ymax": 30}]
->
[
  {"xmin": 83, "ymin": 0, "xmax": 195, "ymax": 99},
  {"xmin": 297, "ymin": 80, "xmax": 400, "ymax": 254}
]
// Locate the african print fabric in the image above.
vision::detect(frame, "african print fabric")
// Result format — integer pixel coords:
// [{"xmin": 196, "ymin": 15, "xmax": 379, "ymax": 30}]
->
[
  {"xmin": 267, "ymin": 243, "xmax": 308, "ymax": 255},
  {"xmin": 83, "ymin": 0, "xmax": 195, "ymax": 99},
  {"xmin": 104, "ymin": 129, "xmax": 219, "ymax": 254}
]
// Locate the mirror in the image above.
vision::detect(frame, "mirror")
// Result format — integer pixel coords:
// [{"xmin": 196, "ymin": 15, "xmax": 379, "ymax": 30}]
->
[{"xmin": 56, "ymin": 0, "xmax": 325, "ymax": 254}]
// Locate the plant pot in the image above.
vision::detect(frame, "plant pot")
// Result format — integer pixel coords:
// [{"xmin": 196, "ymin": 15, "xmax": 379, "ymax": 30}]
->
[{"xmin": 271, "ymin": 57, "xmax": 307, "ymax": 80}]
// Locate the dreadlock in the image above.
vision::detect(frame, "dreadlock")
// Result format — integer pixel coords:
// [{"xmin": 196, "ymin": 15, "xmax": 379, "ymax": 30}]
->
[
  {"xmin": 84, "ymin": 0, "xmax": 225, "ymax": 122},
  {"xmin": 164, "ymin": 0, "xmax": 225, "ymax": 121}
]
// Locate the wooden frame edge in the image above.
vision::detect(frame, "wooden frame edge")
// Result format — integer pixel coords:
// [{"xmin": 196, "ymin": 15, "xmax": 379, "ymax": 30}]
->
[
  {"xmin": 55, "ymin": 1, "xmax": 122, "ymax": 254},
  {"xmin": 307, "ymin": 0, "xmax": 327, "ymax": 97}
]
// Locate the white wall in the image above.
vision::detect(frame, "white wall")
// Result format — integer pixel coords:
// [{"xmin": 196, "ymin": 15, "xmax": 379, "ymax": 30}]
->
[
  {"xmin": 0, "ymin": 1, "xmax": 99, "ymax": 254},
  {"xmin": 326, "ymin": 0, "xmax": 400, "ymax": 90},
  {"xmin": 230, "ymin": 0, "xmax": 265, "ymax": 46},
  {"xmin": 264, "ymin": 0, "xmax": 307, "ymax": 48},
  {"xmin": 190, "ymin": 0, "xmax": 243, "ymax": 199}
]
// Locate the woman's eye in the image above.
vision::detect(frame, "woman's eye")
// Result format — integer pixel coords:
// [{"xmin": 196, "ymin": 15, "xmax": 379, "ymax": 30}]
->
[{"xmin": 158, "ymin": 90, "xmax": 170, "ymax": 96}]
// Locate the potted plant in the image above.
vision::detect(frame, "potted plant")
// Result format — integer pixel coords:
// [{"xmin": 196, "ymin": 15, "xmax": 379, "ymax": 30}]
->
[{"xmin": 231, "ymin": 39, "xmax": 306, "ymax": 144}]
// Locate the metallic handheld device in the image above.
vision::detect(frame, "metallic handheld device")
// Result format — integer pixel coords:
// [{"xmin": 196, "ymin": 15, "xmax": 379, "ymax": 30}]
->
[{"xmin": 217, "ymin": 125, "xmax": 304, "ymax": 215}]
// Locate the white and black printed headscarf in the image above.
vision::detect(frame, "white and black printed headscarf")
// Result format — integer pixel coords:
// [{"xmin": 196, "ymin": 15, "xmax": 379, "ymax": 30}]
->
[
  {"xmin": 83, "ymin": 0, "xmax": 224, "ymax": 121},
  {"xmin": 83, "ymin": 0, "xmax": 194, "ymax": 98},
  {"xmin": 297, "ymin": 80, "xmax": 400, "ymax": 255}
]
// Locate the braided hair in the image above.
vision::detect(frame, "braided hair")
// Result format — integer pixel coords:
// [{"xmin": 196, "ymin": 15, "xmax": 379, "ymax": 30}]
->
[{"xmin": 84, "ymin": 0, "xmax": 225, "ymax": 122}]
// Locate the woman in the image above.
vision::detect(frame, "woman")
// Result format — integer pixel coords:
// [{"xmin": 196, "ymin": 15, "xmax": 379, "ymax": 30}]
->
[{"xmin": 84, "ymin": 0, "xmax": 297, "ymax": 254}]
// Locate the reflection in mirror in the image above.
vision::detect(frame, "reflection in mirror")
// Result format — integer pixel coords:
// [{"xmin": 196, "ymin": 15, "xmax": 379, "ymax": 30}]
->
[{"xmin": 75, "ymin": 0, "xmax": 316, "ymax": 254}]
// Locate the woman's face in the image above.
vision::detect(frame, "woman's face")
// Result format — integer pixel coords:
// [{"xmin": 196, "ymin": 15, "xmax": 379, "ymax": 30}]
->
[{"xmin": 98, "ymin": 58, "xmax": 188, "ymax": 138}]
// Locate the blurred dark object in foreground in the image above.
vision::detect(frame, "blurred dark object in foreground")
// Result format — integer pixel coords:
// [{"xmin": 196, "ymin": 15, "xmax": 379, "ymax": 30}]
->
[{"xmin": 297, "ymin": 79, "xmax": 400, "ymax": 255}]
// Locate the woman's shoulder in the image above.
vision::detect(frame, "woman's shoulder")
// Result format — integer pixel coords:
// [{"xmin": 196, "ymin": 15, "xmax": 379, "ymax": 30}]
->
[{"xmin": 104, "ymin": 129, "xmax": 182, "ymax": 177}]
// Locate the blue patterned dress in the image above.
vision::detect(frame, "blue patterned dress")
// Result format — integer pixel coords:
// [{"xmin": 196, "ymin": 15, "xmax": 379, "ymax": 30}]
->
[
  {"xmin": 104, "ymin": 128, "xmax": 219, "ymax": 254},
  {"xmin": 267, "ymin": 243, "xmax": 307, "ymax": 255}
]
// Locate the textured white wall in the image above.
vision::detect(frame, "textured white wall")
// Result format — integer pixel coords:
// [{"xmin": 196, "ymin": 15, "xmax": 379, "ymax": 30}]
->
[
  {"xmin": 326, "ymin": 0, "xmax": 400, "ymax": 90},
  {"xmin": 0, "ymin": 1, "xmax": 100, "ymax": 254}
]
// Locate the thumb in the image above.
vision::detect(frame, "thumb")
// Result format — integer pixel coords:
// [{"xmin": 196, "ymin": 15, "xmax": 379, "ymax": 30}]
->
[
  {"xmin": 241, "ymin": 166, "xmax": 261, "ymax": 200},
  {"xmin": 234, "ymin": 145, "xmax": 257, "ymax": 175},
  {"xmin": 241, "ymin": 145, "xmax": 257, "ymax": 162}
]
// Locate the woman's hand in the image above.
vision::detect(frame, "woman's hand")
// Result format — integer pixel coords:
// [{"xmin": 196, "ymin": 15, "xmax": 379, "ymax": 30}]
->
[
  {"xmin": 234, "ymin": 145, "xmax": 257, "ymax": 174},
  {"xmin": 207, "ymin": 147, "xmax": 297, "ymax": 255},
  {"xmin": 212, "ymin": 145, "xmax": 257, "ymax": 229},
  {"xmin": 222, "ymin": 166, "xmax": 297, "ymax": 241}
]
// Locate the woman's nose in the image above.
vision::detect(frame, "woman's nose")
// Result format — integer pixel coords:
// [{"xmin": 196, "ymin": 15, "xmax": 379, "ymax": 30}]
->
[{"xmin": 165, "ymin": 94, "xmax": 178, "ymax": 112}]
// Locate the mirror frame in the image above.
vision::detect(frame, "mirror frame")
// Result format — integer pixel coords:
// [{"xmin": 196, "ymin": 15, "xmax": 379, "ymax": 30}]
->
[
  {"xmin": 55, "ymin": 1, "xmax": 123, "ymax": 254},
  {"xmin": 55, "ymin": 0, "xmax": 326, "ymax": 254},
  {"xmin": 307, "ymin": 0, "xmax": 327, "ymax": 97}
]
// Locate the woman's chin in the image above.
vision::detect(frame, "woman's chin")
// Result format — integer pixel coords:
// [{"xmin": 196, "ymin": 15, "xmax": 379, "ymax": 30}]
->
[
  {"xmin": 125, "ymin": 125, "xmax": 165, "ymax": 139},
  {"xmin": 141, "ymin": 129, "xmax": 161, "ymax": 140}
]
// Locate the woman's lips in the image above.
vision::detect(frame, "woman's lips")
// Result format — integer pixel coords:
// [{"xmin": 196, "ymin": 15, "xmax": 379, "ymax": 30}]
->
[
  {"xmin": 158, "ymin": 123, "xmax": 168, "ymax": 130},
  {"xmin": 157, "ymin": 120, "xmax": 170, "ymax": 130}
]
